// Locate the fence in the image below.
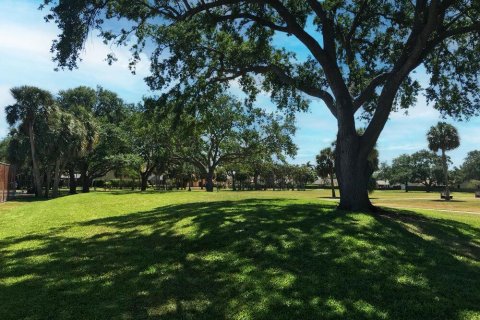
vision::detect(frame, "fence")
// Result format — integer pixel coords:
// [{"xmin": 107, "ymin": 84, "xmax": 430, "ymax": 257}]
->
[{"xmin": 0, "ymin": 163, "xmax": 16, "ymax": 202}]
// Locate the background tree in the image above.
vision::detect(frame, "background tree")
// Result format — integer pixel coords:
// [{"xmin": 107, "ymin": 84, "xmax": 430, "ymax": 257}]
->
[
  {"xmin": 5, "ymin": 86, "xmax": 54, "ymax": 196},
  {"xmin": 375, "ymin": 162, "xmax": 392, "ymax": 183},
  {"xmin": 461, "ymin": 150, "xmax": 480, "ymax": 182},
  {"xmin": 449, "ymin": 166, "xmax": 467, "ymax": 190},
  {"xmin": 410, "ymin": 150, "xmax": 443, "ymax": 192},
  {"xmin": 293, "ymin": 164, "xmax": 316, "ymax": 191},
  {"xmin": 5, "ymin": 129, "xmax": 33, "ymax": 191},
  {"xmin": 43, "ymin": 0, "xmax": 480, "ymax": 211},
  {"xmin": 57, "ymin": 86, "xmax": 99, "ymax": 193},
  {"xmin": 58, "ymin": 86, "xmax": 132, "ymax": 193},
  {"xmin": 0, "ymin": 137, "xmax": 10, "ymax": 163},
  {"xmin": 389, "ymin": 154, "xmax": 414, "ymax": 192},
  {"xmin": 215, "ymin": 167, "xmax": 229, "ymax": 190},
  {"xmin": 174, "ymin": 94, "xmax": 296, "ymax": 192},
  {"xmin": 316, "ymin": 147, "xmax": 336, "ymax": 198},
  {"xmin": 126, "ymin": 104, "xmax": 174, "ymax": 191},
  {"xmin": 427, "ymin": 122, "xmax": 460, "ymax": 200}
]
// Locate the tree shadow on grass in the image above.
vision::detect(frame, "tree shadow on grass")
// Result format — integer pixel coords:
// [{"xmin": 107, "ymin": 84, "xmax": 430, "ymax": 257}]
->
[{"xmin": 0, "ymin": 199, "xmax": 479, "ymax": 320}]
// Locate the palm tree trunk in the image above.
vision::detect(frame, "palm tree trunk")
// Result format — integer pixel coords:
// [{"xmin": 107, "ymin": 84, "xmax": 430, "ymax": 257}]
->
[
  {"xmin": 442, "ymin": 149, "xmax": 450, "ymax": 201},
  {"xmin": 28, "ymin": 123, "xmax": 42, "ymax": 197},
  {"xmin": 52, "ymin": 158, "xmax": 61, "ymax": 198},
  {"xmin": 330, "ymin": 173, "xmax": 336, "ymax": 198},
  {"xmin": 44, "ymin": 169, "xmax": 51, "ymax": 199}
]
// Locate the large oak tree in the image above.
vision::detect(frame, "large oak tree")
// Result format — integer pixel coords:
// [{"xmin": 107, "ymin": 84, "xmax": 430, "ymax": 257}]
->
[
  {"xmin": 174, "ymin": 94, "xmax": 296, "ymax": 192},
  {"xmin": 43, "ymin": 0, "xmax": 480, "ymax": 210}
]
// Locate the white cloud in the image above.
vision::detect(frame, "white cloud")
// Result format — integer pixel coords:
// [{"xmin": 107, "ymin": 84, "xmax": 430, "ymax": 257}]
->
[{"xmin": 0, "ymin": 3, "xmax": 151, "ymax": 102}]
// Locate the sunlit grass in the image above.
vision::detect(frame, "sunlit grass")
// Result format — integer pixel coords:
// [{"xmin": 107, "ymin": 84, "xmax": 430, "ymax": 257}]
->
[{"xmin": 0, "ymin": 190, "xmax": 479, "ymax": 319}]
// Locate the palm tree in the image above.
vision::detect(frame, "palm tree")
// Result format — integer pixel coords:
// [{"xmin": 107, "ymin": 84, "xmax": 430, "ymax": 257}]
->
[
  {"xmin": 316, "ymin": 147, "xmax": 336, "ymax": 198},
  {"xmin": 57, "ymin": 88, "xmax": 99, "ymax": 194},
  {"xmin": 5, "ymin": 86, "xmax": 54, "ymax": 196},
  {"xmin": 50, "ymin": 109, "xmax": 89, "ymax": 198},
  {"xmin": 427, "ymin": 122, "xmax": 460, "ymax": 201}
]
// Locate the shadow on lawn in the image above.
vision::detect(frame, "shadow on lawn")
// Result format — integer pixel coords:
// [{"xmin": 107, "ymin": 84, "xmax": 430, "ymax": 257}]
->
[{"xmin": 0, "ymin": 199, "xmax": 479, "ymax": 320}]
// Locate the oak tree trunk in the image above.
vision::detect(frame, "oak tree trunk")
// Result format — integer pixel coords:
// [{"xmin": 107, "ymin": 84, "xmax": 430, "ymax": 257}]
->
[
  {"xmin": 82, "ymin": 174, "xmax": 90, "ymax": 193},
  {"xmin": 140, "ymin": 173, "xmax": 148, "ymax": 191},
  {"xmin": 79, "ymin": 164, "xmax": 90, "ymax": 193},
  {"xmin": 205, "ymin": 170, "xmax": 214, "ymax": 192},
  {"xmin": 336, "ymin": 131, "xmax": 373, "ymax": 211}
]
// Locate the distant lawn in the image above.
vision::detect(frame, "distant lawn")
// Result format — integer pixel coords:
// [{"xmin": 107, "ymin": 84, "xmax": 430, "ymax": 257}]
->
[{"xmin": 0, "ymin": 190, "xmax": 479, "ymax": 319}]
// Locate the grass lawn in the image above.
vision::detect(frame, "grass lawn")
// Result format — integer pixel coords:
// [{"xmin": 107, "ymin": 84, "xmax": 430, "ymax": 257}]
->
[{"xmin": 0, "ymin": 190, "xmax": 479, "ymax": 319}]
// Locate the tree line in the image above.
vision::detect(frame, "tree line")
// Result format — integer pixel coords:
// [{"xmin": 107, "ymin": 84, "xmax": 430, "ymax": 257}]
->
[{"xmin": 2, "ymin": 85, "xmax": 326, "ymax": 197}]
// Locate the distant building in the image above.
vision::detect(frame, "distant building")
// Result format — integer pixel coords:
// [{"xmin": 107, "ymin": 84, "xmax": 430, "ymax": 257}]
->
[
  {"xmin": 376, "ymin": 180, "xmax": 390, "ymax": 189},
  {"xmin": 313, "ymin": 177, "xmax": 338, "ymax": 187},
  {"xmin": 0, "ymin": 162, "xmax": 16, "ymax": 202}
]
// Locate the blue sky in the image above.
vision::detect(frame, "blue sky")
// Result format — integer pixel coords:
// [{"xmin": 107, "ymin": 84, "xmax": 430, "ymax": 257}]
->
[{"xmin": 1, "ymin": 0, "xmax": 479, "ymax": 167}]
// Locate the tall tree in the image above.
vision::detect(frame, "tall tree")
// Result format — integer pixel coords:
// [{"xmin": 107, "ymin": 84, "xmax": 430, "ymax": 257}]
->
[
  {"xmin": 375, "ymin": 162, "xmax": 392, "ymax": 183},
  {"xmin": 126, "ymin": 105, "xmax": 174, "ymax": 191},
  {"xmin": 389, "ymin": 154, "xmax": 414, "ymax": 192},
  {"xmin": 410, "ymin": 150, "xmax": 443, "ymax": 192},
  {"xmin": 49, "ymin": 109, "xmax": 88, "ymax": 198},
  {"xmin": 316, "ymin": 147, "xmax": 336, "ymax": 198},
  {"xmin": 0, "ymin": 137, "xmax": 10, "ymax": 163},
  {"xmin": 175, "ymin": 94, "xmax": 296, "ymax": 192},
  {"xmin": 43, "ymin": 0, "xmax": 480, "ymax": 211},
  {"xmin": 57, "ymin": 86, "xmax": 131, "ymax": 192},
  {"xmin": 293, "ymin": 164, "xmax": 317, "ymax": 191},
  {"xmin": 427, "ymin": 122, "xmax": 460, "ymax": 200},
  {"xmin": 57, "ymin": 86, "xmax": 99, "ymax": 193},
  {"xmin": 5, "ymin": 86, "xmax": 54, "ymax": 196}
]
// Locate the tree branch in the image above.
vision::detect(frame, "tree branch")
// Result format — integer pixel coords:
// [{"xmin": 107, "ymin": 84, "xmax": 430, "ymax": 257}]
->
[
  {"xmin": 211, "ymin": 64, "xmax": 337, "ymax": 117},
  {"xmin": 353, "ymin": 73, "xmax": 391, "ymax": 112},
  {"xmin": 361, "ymin": 0, "xmax": 442, "ymax": 159}
]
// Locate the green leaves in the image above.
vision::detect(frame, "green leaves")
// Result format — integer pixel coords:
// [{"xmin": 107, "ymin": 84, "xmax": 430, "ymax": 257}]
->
[
  {"xmin": 315, "ymin": 147, "xmax": 335, "ymax": 179},
  {"xmin": 427, "ymin": 122, "xmax": 461, "ymax": 153},
  {"xmin": 461, "ymin": 150, "xmax": 480, "ymax": 181}
]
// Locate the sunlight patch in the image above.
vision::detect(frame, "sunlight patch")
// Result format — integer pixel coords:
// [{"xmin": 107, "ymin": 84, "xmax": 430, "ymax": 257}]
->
[
  {"xmin": 265, "ymin": 268, "xmax": 296, "ymax": 289},
  {"xmin": 5, "ymin": 239, "xmax": 45, "ymax": 252},
  {"xmin": 325, "ymin": 298, "xmax": 347, "ymax": 315},
  {"xmin": 173, "ymin": 217, "xmax": 199, "ymax": 239},
  {"xmin": 395, "ymin": 274, "xmax": 428, "ymax": 288},
  {"xmin": 1, "ymin": 273, "xmax": 39, "ymax": 285},
  {"xmin": 353, "ymin": 300, "xmax": 388, "ymax": 319}
]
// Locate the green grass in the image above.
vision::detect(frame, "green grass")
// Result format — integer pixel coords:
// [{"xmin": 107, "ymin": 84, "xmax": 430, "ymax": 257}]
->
[{"xmin": 0, "ymin": 190, "xmax": 479, "ymax": 320}]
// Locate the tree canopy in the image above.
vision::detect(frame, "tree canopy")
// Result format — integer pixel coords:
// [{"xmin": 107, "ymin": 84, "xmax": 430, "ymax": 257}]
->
[
  {"xmin": 42, "ymin": 0, "xmax": 480, "ymax": 210},
  {"xmin": 461, "ymin": 150, "xmax": 480, "ymax": 181},
  {"xmin": 173, "ymin": 94, "xmax": 296, "ymax": 191}
]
